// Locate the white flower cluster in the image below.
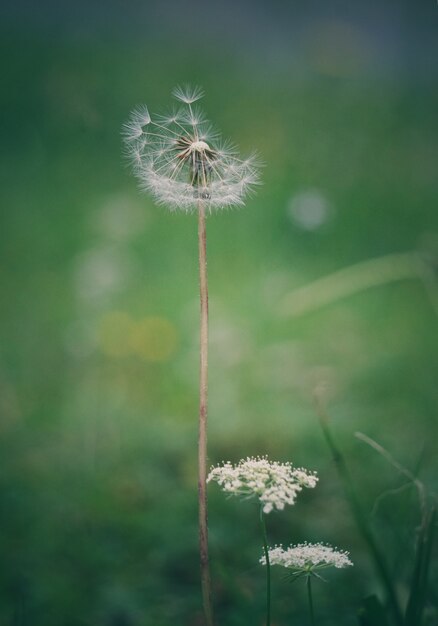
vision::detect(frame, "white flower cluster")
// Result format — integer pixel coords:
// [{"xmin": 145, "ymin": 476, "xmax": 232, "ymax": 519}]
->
[
  {"xmin": 207, "ymin": 456, "xmax": 318, "ymax": 514},
  {"xmin": 260, "ymin": 543, "xmax": 353, "ymax": 570},
  {"xmin": 123, "ymin": 86, "xmax": 260, "ymax": 212}
]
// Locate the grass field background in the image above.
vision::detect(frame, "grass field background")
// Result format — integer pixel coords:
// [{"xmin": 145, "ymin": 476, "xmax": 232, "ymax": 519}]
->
[{"xmin": 1, "ymin": 2, "xmax": 437, "ymax": 624}]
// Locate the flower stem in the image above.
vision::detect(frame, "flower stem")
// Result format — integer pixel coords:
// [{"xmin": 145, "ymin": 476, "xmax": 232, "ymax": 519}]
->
[
  {"xmin": 260, "ymin": 506, "xmax": 271, "ymax": 626},
  {"xmin": 306, "ymin": 576, "xmax": 316, "ymax": 626},
  {"xmin": 198, "ymin": 202, "xmax": 214, "ymax": 626}
]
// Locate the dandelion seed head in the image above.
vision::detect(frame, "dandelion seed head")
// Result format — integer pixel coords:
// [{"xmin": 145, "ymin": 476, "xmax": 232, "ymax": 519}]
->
[
  {"xmin": 191, "ymin": 140, "xmax": 211, "ymax": 152},
  {"xmin": 123, "ymin": 87, "xmax": 260, "ymax": 212},
  {"xmin": 260, "ymin": 543, "xmax": 353, "ymax": 570},
  {"xmin": 207, "ymin": 456, "xmax": 318, "ymax": 514}
]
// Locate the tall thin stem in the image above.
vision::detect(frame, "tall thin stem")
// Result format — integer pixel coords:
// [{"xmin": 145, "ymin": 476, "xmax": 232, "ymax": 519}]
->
[
  {"xmin": 306, "ymin": 576, "xmax": 316, "ymax": 626},
  {"xmin": 260, "ymin": 506, "xmax": 271, "ymax": 626},
  {"xmin": 198, "ymin": 202, "xmax": 214, "ymax": 626}
]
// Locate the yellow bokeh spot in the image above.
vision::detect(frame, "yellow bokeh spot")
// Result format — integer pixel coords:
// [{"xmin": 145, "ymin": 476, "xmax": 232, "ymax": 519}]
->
[
  {"xmin": 98, "ymin": 312, "xmax": 178, "ymax": 362},
  {"xmin": 98, "ymin": 311, "xmax": 136, "ymax": 357},
  {"xmin": 130, "ymin": 316, "xmax": 178, "ymax": 362}
]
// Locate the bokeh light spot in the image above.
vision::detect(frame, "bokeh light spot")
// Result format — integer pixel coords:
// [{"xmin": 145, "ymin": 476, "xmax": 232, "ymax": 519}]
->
[
  {"xmin": 130, "ymin": 316, "xmax": 178, "ymax": 362},
  {"xmin": 92, "ymin": 193, "xmax": 148, "ymax": 241},
  {"xmin": 288, "ymin": 188, "xmax": 332, "ymax": 230},
  {"xmin": 74, "ymin": 247, "xmax": 132, "ymax": 301}
]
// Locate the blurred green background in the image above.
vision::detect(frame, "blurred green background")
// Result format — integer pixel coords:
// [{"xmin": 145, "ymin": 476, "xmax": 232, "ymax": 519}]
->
[{"xmin": 1, "ymin": 1, "xmax": 437, "ymax": 624}]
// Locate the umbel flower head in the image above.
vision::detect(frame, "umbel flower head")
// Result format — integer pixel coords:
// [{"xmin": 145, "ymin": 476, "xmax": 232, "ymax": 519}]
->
[
  {"xmin": 123, "ymin": 85, "xmax": 260, "ymax": 212},
  {"xmin": 207, "ymin": 456, "xmax": 318, "ymax": 514},
  {"xmin": 260, "ymin": 543, "xmax": 353, "ymax": 573}
]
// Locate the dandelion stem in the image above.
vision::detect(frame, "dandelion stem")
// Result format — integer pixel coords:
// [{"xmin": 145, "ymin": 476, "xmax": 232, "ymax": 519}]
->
[
  {"xmin": 198, "ymin": 201, "xmax": 214, "ymax": 626},
  {"xmin": 306, "ymin": 576, "xmax": 316, "ymax": 626},
  {"xmin": 260, "ymin": 506, "xmax": 271, "ymax": 626}
]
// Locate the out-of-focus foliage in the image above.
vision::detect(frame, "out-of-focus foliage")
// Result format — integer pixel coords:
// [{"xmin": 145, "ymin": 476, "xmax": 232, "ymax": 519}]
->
[{"xmin": 0, "ymin": 1, "xmax": 437, "ymax": 624}]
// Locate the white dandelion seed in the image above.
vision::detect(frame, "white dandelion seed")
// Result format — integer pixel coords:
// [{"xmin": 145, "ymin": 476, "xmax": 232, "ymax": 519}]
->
[
  {"xmin": 207, "ymin": 456, "xmax": 318, "ymax": 514},
  {"xmin": 122, "ymin": 86, "xmax": 260, "ymax": 212},
  {"xmin": 172, "ymin": 84, "xmax": 205, "ymax": 104},
  {"xmin": 122, "ymin": 106, "xmax": 151, "ymax": 142},
  {"xmin": 260, "ymin": 542, "xmax": 353, "ymax": 571}
]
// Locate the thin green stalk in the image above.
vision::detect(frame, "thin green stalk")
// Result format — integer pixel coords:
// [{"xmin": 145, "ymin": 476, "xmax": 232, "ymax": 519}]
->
[
  {"xmin": 405, "ymin": 507, "xmax": 436, "ymax": 626},
  {"xmin": 260, "ymin": 506, "xmax": 271, "ymax": 626},
  {"xmin": 198, "ymin": 202, "xmax": 213, "ymax": 626},
  {"xmin": 306, "ymin": 576, "xmax": 316, "ymax": 626},
  {"xmin": 315, "ymin": 400, "xmax": 404, "ymax": 626},
  {"xmin": 279, "ymin": 251, "xmax": 435, "ymax": 319}
]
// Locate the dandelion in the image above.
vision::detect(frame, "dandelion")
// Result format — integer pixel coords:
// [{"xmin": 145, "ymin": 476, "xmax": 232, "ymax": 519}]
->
[
  {"xmin": 261, "ymin": 543, "xmax": 353, "ymax": 626},
  {"xmin": 123, "ymin": 87, "xmax": 260, "ymax": 626},
  {"xmin": 123, "ymin": 85, "xmax": 260, "ymax": 212},
  {"xmin": 208, "ymin": 457, "xmax": 318, "ymax": 626}
]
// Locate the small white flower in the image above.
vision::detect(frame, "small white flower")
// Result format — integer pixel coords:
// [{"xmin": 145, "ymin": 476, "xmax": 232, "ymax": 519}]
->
[
  {"xmin": 260, "ymin": 542, "xmax": 353, "ymax": 571},
  {"xmin": 207, "ymin": 456, "xmax": 318, "ymax": 514},
  {"xmin": 123, "ymin": 86, "xmax": 260, "ymax": 212}
]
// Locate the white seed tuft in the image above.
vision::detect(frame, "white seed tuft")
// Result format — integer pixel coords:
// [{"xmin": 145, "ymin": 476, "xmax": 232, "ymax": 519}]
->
[
  {"xmin": 122, "ymin": 87, "xmax": 260, "ymax": 212},
  {"xmin": 172, "ymin": 84, "xmax": 205, "ymax": 104},
  {"xmin": 122, "ymin": 106, "xmax": 151, "ymax": 143}
]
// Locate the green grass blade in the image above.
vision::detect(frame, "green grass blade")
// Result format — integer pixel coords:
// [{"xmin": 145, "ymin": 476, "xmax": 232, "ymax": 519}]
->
[
  {"xmin": 316, "ymin": 403, "xmax": 404, "ymax": 626},
  {"xmin": 405, "ymin": 507, "xmax": 436, "ymax": 626}
]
